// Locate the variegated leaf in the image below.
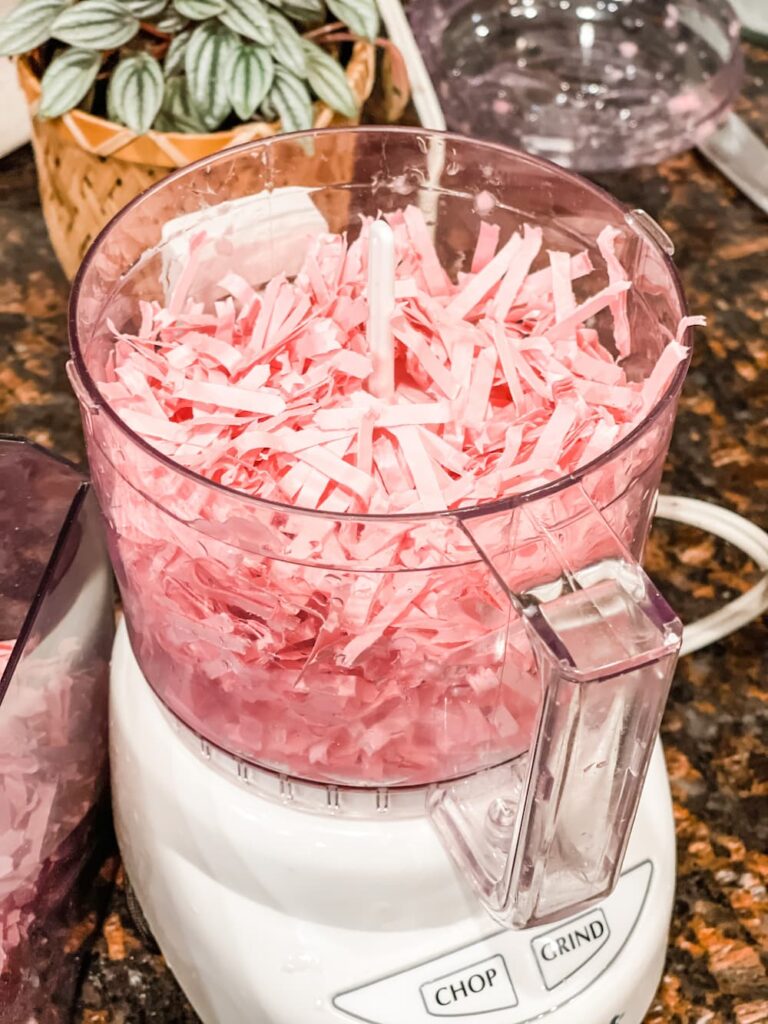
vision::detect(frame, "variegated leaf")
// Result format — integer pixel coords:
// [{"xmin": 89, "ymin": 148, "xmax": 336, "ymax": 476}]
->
[
  {"xmin": 326, "ymin": 0, "xmax": 378, "ymax": 40},
  {"xmin": 152, "ymin": 5, "xmax": 188, "ymax": 31},
  {"xmin": 266, "ymin": 7, "xmax": 304, "ymax": 76},
  {"xmin": 123, "ymin": 0, "xmax": 166, "ymax": 16},
  {"xmin": 0, "ymin": 0, "xmax": 67, "ymax": 58},
  {"xmin": 173, "ymin": 0, "xmax": 224, "ymax": 19},
  {"xmin": 265, "ymin": 0, "xmax": 324, "ymax": 26},
  {"xmin": 107, "ymin": 51, "xmax": 163, "ymax": 132},
  {"xmin": 154, "ymin": 74, "xmax": 210, "ymax": 131},
  {"xmin": 302, "ymin": 39, "xmax": 355, "ymax": 118},
  {"xmin": 268, "ymin": 65, "xmax": 312, "ymax": 133},
  {"xmin": 163, "ymin": 26, "xmax": 191, "ymax": 76},
  {"xmin": 185, "ymin": 20, "xmax": 236, "ymax": 128},
  {"xmin": 51, "ymin": 0, "xmax": 140, "ymax": 49},
  {"xmin": 227, "ymin": 41, "xmax": 273, "ymax": 120},
  {"xmin": 39, "ymin": 46, "xmax": 101, "ymax": 117},
  {"xmin": 218, "ymin": 0, "xmax": 272, "ymax": 45}
]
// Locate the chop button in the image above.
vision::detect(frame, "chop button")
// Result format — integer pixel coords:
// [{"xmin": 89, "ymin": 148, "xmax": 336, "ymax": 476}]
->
[{"xmin": 420, "ymin": 954, "xmax": 518, "ymax": 1016}]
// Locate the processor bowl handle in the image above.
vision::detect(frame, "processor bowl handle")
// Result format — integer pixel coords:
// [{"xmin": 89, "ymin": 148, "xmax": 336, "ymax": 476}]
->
[{"xmin": 428, "ymin": 485, "xmax": 682, "ymax": 929}]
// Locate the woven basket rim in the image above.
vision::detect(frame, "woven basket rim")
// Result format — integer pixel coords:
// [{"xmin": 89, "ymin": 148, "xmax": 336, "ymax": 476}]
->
[{"xmin": 17, "ymin": 41, "xmax": 375, "ymax": 168}]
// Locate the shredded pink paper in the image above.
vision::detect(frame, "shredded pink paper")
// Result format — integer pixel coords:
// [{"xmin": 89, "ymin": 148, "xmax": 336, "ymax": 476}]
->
[{"xmin": 92, "ymin": 206, "xmax": 703, "ymax": 784}]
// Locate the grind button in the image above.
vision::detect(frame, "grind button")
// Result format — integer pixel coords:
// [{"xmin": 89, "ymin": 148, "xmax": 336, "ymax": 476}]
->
[
  {"xmin": 531, "ymin": 908, "xmax": 611, "ymax": 990},
  {"xmin": 420, "ymin": 954, "xmax": 518, "ymax": 1016}
]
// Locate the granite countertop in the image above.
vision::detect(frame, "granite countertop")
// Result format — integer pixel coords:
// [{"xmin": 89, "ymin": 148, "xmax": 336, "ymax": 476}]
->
[{"xmin": 1, "ymin": 45, "xmax": 767, "ymax": 1024}]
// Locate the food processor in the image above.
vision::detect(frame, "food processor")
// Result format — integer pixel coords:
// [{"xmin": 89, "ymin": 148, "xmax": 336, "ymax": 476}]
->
[{"xmin": 67, "ymin": 128, "xmax": 768, "ymax": 1024}]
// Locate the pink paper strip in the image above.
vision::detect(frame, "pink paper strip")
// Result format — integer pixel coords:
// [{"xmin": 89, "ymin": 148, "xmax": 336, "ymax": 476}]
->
[{"xmin": 471, "ymin": 222, "xmax": 501, "ymax": 273}]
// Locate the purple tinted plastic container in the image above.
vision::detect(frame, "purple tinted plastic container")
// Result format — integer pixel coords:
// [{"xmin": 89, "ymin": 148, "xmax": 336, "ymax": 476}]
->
[
  {"xmin": 409, "ymin": 0, "xmax": 744, "ymax": 171},
  {"xmin": 0, "ymin": 438, "xmax": 113, "ymax": 1023}
]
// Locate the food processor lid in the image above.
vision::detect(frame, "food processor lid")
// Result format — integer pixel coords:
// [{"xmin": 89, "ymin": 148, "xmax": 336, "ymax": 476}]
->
[
  {"xmin": 407, "ymin": 0, "xmax": 745, "ymax": 172},
  {"xmin": 0, "ymin": 436, "xmax": 90, "ymax": 703}
]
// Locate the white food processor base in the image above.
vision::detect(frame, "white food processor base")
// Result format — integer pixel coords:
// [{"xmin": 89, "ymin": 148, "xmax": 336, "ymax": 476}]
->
[{"xmin": 110, "ymin": 620, "xmax": 676, "ymax": 1024}]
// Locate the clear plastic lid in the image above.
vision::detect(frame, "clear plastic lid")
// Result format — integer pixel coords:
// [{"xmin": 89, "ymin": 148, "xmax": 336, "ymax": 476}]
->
[{"xmin": 409, "ymin": 0, "xmax": 744, "ymax": 171}]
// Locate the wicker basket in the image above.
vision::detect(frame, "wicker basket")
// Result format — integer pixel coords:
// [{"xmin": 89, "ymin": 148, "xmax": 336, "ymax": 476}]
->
[{"xmin": 18, "ymin": 42, "xmax": 376, "ymax": 278}]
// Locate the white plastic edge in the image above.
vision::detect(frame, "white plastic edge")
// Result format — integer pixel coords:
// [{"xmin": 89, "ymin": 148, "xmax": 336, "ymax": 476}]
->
[{"xmin": 376, "ymin": 0, "xmax": 447, "ymax": 131}]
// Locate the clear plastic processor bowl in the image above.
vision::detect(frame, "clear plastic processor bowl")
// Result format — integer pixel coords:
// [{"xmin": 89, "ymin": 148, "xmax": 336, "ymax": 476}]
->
[{"xmin": 70, "ymin": 128, "xmax": 693, "ymax": 928}]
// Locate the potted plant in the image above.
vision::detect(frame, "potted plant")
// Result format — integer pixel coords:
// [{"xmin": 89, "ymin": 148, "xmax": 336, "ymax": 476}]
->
[{"xmin": 0, "ymin": 0, "xmax": 388, "ymax": 276}]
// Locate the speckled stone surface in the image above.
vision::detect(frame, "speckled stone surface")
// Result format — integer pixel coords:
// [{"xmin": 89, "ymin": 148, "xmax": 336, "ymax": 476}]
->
[{"xmin": 0, "ymin": 46, "xmax": 766, "ymax": 1024}]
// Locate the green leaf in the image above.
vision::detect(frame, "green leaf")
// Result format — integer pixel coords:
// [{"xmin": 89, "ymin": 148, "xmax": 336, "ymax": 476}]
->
[
  {"xmin": 123, "ymin": 0, "xmax": 166, "ymax": 16},
  {"xmin": 265, "ymin": 0, "xmax": 324, "ymax": 25},
  {"xmin": 326, "ymin": 0, "xmax": 378, "ymax": 40},
  {"xmin": 0, "ymin": 0, "xmax": 67, "ymax": 58},
  {"xmin": 266, "ymin": 7, "xmax": 304, "ymax": 76},
  {"xmin": 163, "ymin": 25, "xmax": 191, "ymax": 75},
  {"xmin": 227, "ymin": 40, "xmax": 272, "ymax": 120},
  {"xmin": 152, "ymin": 4, "xmax": 188, "ymax": 31},
  {"xmin": 154, "ymin": 73, "xmax": 210, "ymax": 131},
  {"xmin": 173, "ymin": 0, "xmax": 224, "ymax": 19},
  {"xmin": 302, "ymin": 38, "xmax": 355, "ymax": 118},
  {"xmin": 107, "ymin": 51, "xmax": 163, "ymax": 132},
  {"xmin": 185, "ymin": 20, "xmax": 236, "ymax": 127},
  {"xmin": 218, "ymin": 0, "xmax": 272, "ymax": 45},
  {"xmin": 50, "ymin": 0, "xmax": 140, "ymax": 49},
  {"xmin": 39, "ymin": 45, "xmax": 101, "ymax": 117},
  {"xmin": 268, "ymin": 65, "xmax": 311, "ymax": 133}
]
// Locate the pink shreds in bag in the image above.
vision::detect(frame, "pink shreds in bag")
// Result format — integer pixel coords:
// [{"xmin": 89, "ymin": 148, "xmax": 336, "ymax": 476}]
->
[
  {"xmin": 0, "ymin": 639, "xmax": 105, "ymax": 994},
  {"xmin": 0, "ymin": 638, "xmax": 37, "ymax": 980},
  {"xmin": 95, "ymin": 207, "xmax": 703, "ymax": 784}
]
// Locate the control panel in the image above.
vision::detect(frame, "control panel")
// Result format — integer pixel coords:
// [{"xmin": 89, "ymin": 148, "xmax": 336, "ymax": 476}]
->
[{"xmin": 334, "ymin": 860, "xmax": 653, "ymax": 1024}]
